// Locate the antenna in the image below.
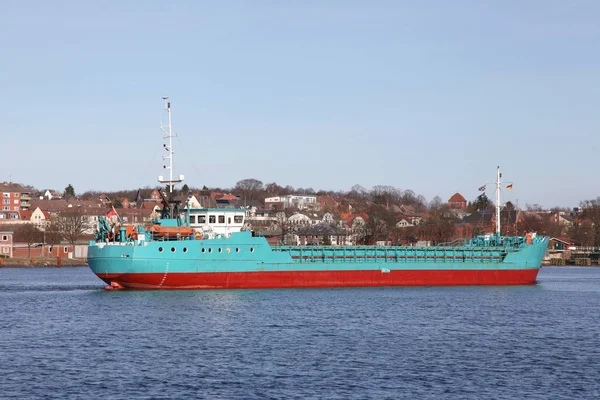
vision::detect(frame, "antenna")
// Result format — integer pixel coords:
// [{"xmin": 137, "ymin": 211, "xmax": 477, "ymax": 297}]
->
[{"xmin": 158, "ymin": 97, "xmax": 184, "ymax": 194}]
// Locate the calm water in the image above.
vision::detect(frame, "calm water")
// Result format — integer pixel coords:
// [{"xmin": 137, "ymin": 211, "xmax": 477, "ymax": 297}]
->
[{"xmin": 1, "ymin": 267, "xmax": 599, "ymax": 399}]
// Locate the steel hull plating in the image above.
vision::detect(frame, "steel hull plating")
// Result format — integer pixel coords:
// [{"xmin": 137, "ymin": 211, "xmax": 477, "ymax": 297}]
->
[{"xmin": 93, "ymin": 268, "xmax": 540, "ymax": 289}]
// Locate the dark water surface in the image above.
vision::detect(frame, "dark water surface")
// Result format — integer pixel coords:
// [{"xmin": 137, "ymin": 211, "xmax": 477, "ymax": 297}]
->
[{"xmin": 1, "ymin": 267, "xmax": 599, "ymax": 399}]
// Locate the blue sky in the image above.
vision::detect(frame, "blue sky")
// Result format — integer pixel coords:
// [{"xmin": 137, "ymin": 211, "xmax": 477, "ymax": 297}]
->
[{"xmin": 2, "ymin": 1, "xmax": 598, "ymax": 208}]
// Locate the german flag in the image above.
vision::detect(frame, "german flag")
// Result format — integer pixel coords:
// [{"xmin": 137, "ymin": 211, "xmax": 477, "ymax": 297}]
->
[{"xmin": 506, "ymin": 184, "xmax": 513, "ymax": 189}]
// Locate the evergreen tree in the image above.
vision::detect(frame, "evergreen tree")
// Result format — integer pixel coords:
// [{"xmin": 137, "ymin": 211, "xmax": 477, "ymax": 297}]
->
[{"xmin": 64, "ymin": 184, "xmax": 75, "ymax": 198}]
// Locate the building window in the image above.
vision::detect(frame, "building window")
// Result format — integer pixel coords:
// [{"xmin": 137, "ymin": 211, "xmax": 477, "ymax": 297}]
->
[
  {"xmin": 234, "ymin": 216, "xmax": 243, "ymax": 223},
  {"xmin": 63, "ymin": 247, "xmax": 68, "ymax": 253},
  {"xmin": 13, "ymin": 200, "xmax": 18, "ymax": 204},
  {"xmin": 198, "ymin": 216, "xmax": 206, "ymax": 223},
  {"xmin": 2, "ymin": 247, "xmax": 8, "ymax": 254},
  {"xmin": 218, "ymin": 215, "xmax": 225, "ymax": 224},
  {"xmin": 2, "ymin": 200, "xmax": 8, "ymax": 204},
  {"xmin": 15, "ymin": 193, "xmax": 19, "ymax": 197},
  {"xmin": 2, "ymin": 206, "xmax": 9, "ymax": 211},
  {"xmin": 2, "ymin": 193, "xmax": 9, "ymax": 198},
  {"xmin": 1, "ymin": 235, "xmax": 7, "ymax": 241}
]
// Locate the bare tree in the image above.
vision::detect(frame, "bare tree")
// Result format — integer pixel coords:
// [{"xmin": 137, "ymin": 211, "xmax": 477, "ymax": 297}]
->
[
  {"xmin": 55, "ymin": 210, "xmax": 92, "ymax": 246},
  {"xmin": 234, "ymin": 178, "xmax": 264, "ymax": 201},
  {"xmin": 429, "ymin": 196, "xmax": 443, "ymax": 213},
  {"xmin": 581, "ymin": 198, "xmax": 600, "ymax": 246},
  {"xmin": 42, "ymin": 222, "xmax": 64, "ymax": 250},
  {"xmin": 365, "ymin": 204, "xmax": 395, "ymax": 244},
  {"xmin": 271, "ymin": 204, "xmax": 294, "ymax": 245},
  {"xmin": 13, "ymin": 224, "xmax": 43, "ymax": 258}
]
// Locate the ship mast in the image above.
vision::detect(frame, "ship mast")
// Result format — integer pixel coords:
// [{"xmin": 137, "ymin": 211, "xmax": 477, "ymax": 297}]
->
[
  {"xmin": 496, "ymin": 166, "xmax": 501, "ymax": 238},
  {"xmin": 158, "ymin": 97, "xmax": 184, "ymax": 195}
]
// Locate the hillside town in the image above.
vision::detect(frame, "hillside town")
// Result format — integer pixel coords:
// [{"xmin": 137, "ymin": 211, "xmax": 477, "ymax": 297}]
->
[{"xmin": 1, "ymin": 179, "xmax": 599, "ymax": 263}]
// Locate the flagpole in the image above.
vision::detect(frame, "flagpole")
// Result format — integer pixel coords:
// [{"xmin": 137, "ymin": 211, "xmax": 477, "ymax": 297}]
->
[{"xmin": 496, "ymin": 166, "xmax": 501, "ymax": 238}]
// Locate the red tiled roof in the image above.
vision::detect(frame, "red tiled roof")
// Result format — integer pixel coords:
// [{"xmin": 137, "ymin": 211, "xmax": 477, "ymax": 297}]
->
[
  {"xmin": 448, "ymin": 193, "xmax": 466, "ymax": 202},
  {"xmin": 19, "ymin": 210, "xmax": 32, "ymax": 220},
  {"xmin": 218, "ymin": 193, "xmax": 240, "ymax": 200}
]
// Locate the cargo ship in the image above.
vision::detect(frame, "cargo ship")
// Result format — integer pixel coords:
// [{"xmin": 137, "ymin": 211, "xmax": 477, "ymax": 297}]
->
[{"xmin": 86, "ymin": 99, "xmax": 549, "ymax": 289}]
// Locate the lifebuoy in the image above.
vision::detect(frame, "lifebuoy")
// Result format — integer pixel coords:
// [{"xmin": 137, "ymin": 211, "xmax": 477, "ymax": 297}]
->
[{"xmin": 194, "ymin": 232, "xmax": 202, "ymax": 240}]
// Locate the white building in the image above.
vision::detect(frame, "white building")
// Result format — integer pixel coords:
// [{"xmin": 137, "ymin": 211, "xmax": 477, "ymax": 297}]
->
[{"xmin": 264, "ymin": 195, "xmax": 317, "ymax": 210}]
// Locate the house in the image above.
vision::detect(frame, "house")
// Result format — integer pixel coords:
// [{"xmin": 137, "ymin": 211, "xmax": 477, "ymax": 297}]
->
[
  {"xmin": 552, "ymin": 212, "xmax": 575, "ymax": 228},
  {"xmin": 0, "ymin": 210, "xmax": 22, "ymax": 222},
  {"xmin": 296, "ymin": 223, "xmax": 350, "ymax": 246},
  {"xmin": 12, "ymin": 243, "xmax": 74, "ymax": 258},
  {"xmin": 448, "ymin": 193, "xmax": 467, "ymax": 210},
  {"xmin": 150, "ymin": 189, "xmax": 162, "ymax": 201},
  {"xmin": 29, "ymin": 199, "xmax": 106, "ymax": 213},
  {"xmin": 265, "ymin": 195, "xmax": 317, "ymax": 211},
  {"xmin": 396, "ymin": 218, "xmax": 414, "ymax": 228},
  {"xmin": 18, "ymin": 210, "xmax": 32, "ymax": 222},
  {"xmin": 43, "ymin": 189, "xmax": 63, "ymax": 200},
  {"xmin": 549, "ymin": 237, "xmax": 576, "ymax": 251},
  {"xmin": 30, "ymin": 207, "xmax": 52, "ymax": 230},
  {"xmin": 317, "ymin": 195, "xmax": 338, "ymax": 212},
  {"xmin": 0, "ymin": 230, "xmax": 13, "ymax": 258},
  {"xmin": 1, "ymin": 182, "xmax": 31, "ymax": 211}
]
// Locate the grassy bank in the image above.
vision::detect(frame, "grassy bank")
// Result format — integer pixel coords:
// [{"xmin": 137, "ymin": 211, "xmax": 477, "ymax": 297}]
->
[{"xmin": 0, "ymin": 257, "xmax": 88, "ymax": 268}]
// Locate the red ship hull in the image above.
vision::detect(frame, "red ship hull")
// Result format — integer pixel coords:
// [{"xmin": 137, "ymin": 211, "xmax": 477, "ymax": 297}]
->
[{"xmin": 96, "ymin": 268, "xmax": 541, "ymax": 290}]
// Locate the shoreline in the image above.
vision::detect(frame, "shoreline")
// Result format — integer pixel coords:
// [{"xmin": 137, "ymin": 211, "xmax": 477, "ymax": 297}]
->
[{"xmin": 0, "ymin": 257, "xmax": 88, "ymax": 268}]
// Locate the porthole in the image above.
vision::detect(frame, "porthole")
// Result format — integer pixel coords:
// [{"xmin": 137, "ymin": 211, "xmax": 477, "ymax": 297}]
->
[
  {"xmin": 208, "ymin": 248, "xmax": 212, "ymax": 253},
  {"xmin": 250, "ymin": 247, "xmax": 254, "ymax": 253},
  {"xmin": 236, "ymin": 248, "xmax": 240, "ymax": 253},
  {"xmin": 218, "ymin": 248, "xmax": 222, "ymax": 253},
  {"xmin": 171, "ymin": 247, "xmax": 176, "ymax": 253},
  {"xmin": 158, "ymin": 247, "xmax": 164, "ymax": 252},
  {"xmin": 183, "ymin": 248, "xmax": 188, "ymax": 253},
  {"xmin": 201, "ymin": 248, "xmax": 206, "ymax": 253}
]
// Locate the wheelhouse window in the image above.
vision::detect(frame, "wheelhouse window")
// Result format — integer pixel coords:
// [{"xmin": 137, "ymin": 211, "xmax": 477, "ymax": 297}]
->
[
  {"xmin": 218, "ymin": 215, "xmax": 225, "ymax": 224},
  {"xmin": 209, "ymin": 215, "xmax": 216, "ymax": 223},
  {"xmin": 189, "ymin": 215, "xmax": 196, "ymax": 224},
  {"xmin": 198, "ymin": 216, "xmax": 206, "ymax": 223},
  {"xmin": 234, "ymin": 216, "xmax": 243, "ymax": 223}
]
